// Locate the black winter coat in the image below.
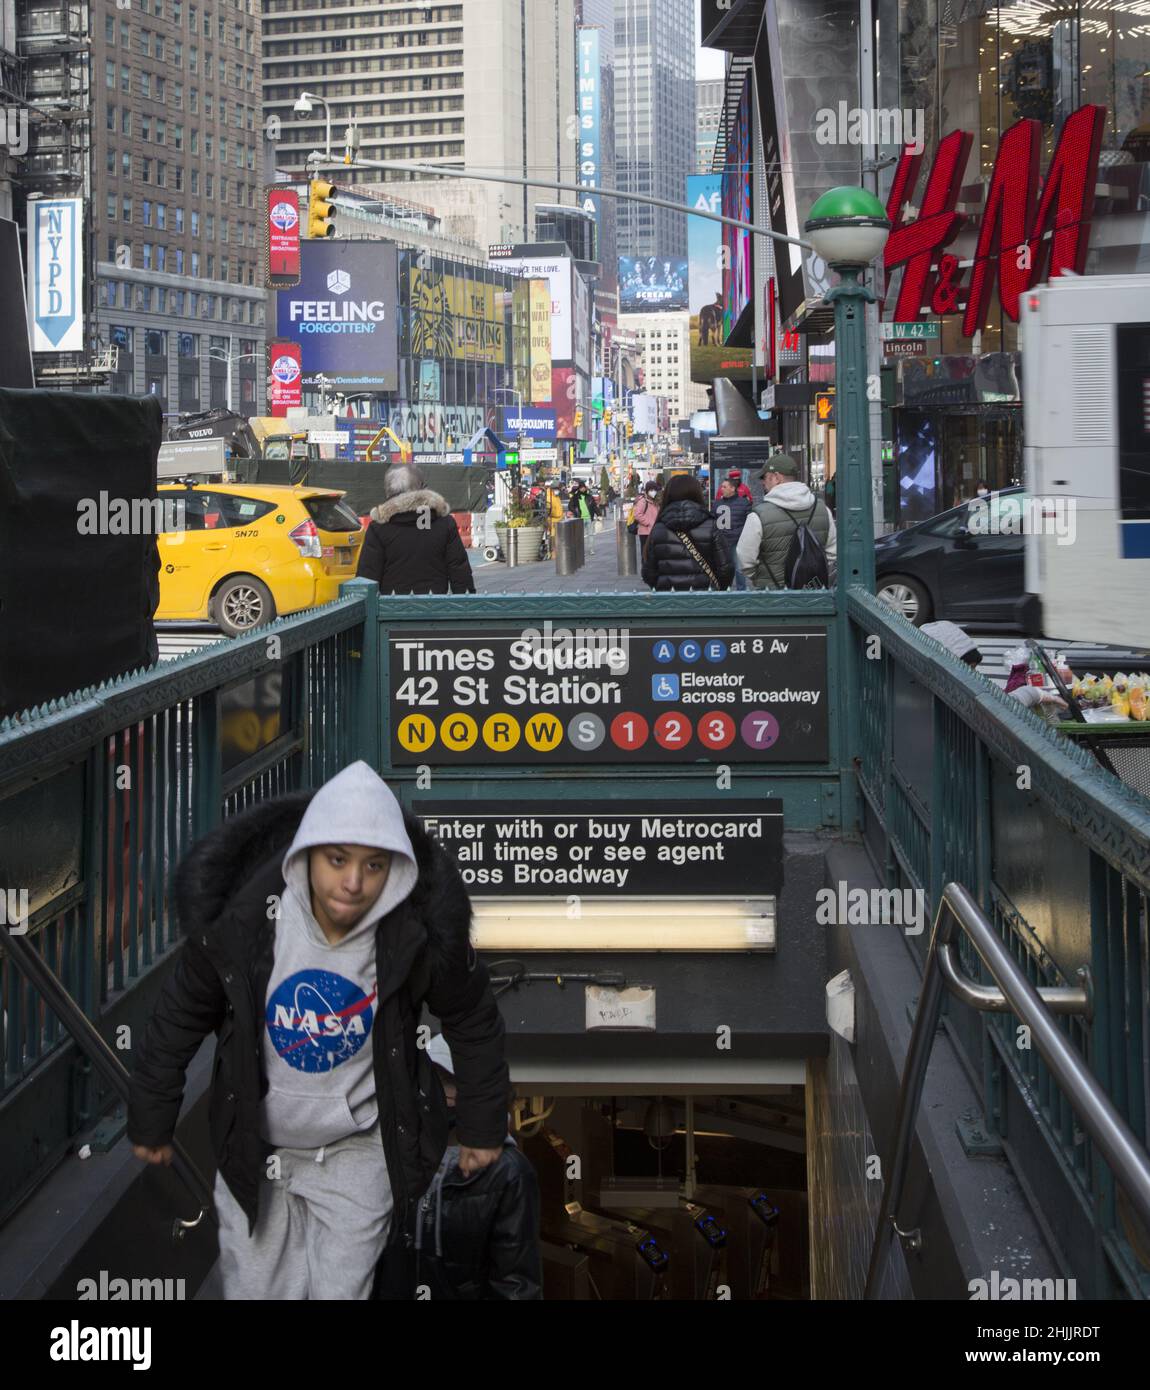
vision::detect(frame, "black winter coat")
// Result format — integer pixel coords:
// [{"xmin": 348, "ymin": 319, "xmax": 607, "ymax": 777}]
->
[
  {"xmin": 376, "ymin": 1134, "xmax": 542, "ymax": 1300},
  {"xmin": 357, "ymin": 487, "xmax": 476, "ymax": 594},
  {"xmin": 715, "ymin": 491, "xmax": 753, "ymax": 540},
  {"xmin": 126, "ymin": 794, "xmax": 509, "ymax": 1240},
  {"xmin": 641, "ymin": 499, "xmax": 734, "ymax": 591}
]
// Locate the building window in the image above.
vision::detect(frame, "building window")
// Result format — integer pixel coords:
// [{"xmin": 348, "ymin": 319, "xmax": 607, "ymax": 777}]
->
[
  {"xmin": 139, "ymin": 70, "xmax": 150, "ymax": 98},
  {"xmin": 175, "ymin": 248, "xmax": 185, "ymax": 274},
  {"xmin": 156, "ymin": 203, "xmax": 166, "ymax": 229},
  {"xmin": 105, "ymin": 14, "xmax": 115, "ymax": 41},
  {"xmin": 123, "ymin": 196, "xmax": 132, "ymax": 222},
  {"xmin": 141, "ymin": 158, "xmax": 151, "ymax": 182},
  {"xmin": 106, "ymin": 103, "xmax": 116, "ymax": 131},
  {"xmin": 190, "ymin": 87, "xmax": 198, "ymax": 114},
  {"xmin": 174, "ymin": 207, "xmax": 184, "ymax": 232},
  {"xmin": 175, "ymin": 291, "xmax": 186, "ymax": 315},
  {"xmin": 173, "ymin": 124, "xmax": 183, "ymax": 150},
  {"xmin": 156, "ymin": 246, "xmax": 166, "ymax": 272},
  {"xmin": 106, "ymin": 194, "xmax": 117, "ymax": 221},
  {"xmin": 191, "ymin": 251, "xmax": 200, "ymax": 276},
  {"xmin": 191, "ymin": 169, "xmax": 199, "ymax": 195},
  {"xmin": 122, "ymin": 108, "xmax": 131, "ymax": 135},
  {"xmin": 155, "ymin": 119, "xmax": 166, "ymax": 144},
  {"xmin": 156, "ymin": 75, "xmax": 165, "ymax": 100},
  {"xmin": 173, "ymin": 166, "xmax": 183, "ymax": 192},
  {"xmin": 206, "ymin": 254, "xmax": 214, "ymax": 278},
  {"xmin": 143, "ymin": 243, "xmax": 153, "ymax": 269},
  {"xmin": 141, "ymin": 115, "xmax": 151, "ymax": 141},
  {"xmin": 156, "ymin": 161, "xmax": 166, "ymax": 187},
  {"xmin": 106, "ymin": 60, "xmax": 116, "ymax": 88},
  {"xmin": 107, "ymin": 147, "xmax": 116, "ymax": 175},
  {"xmin": 191, "ymin": 210, "xmax": 199, "ymax": 236},
  {"xmin": 190, "ymin": 128, "xmax": 198, "ymax": 154},
  {"xmin": 205, "ymin": 174, "xmax": 213, "ymax": 198},
  {"xmin": 205, "ymin": 213, "xmax": 214, "ymax": 240},
  {"xmin": 142, "ymin": 199, "xmax": 152, "ymax": 227}
]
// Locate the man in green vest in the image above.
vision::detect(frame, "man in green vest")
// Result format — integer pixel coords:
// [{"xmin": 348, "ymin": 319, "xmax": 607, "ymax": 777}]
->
[{"xmin": 736, "ymin": 453, "xmax": 836, "ymax": 590}]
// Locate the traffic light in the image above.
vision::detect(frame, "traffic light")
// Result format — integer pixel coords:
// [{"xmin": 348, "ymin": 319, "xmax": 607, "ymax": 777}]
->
[
  {"xmin": 307, "ymin": 180, "xmax": 337, "ymax": 239},
  {"xmin": 626, "ymin": 420, "xmax": 634, "ymax": 439},
  {"xmin": 603, "ymin": 408, "xmax": 613, "ymax": 426},
  {"xmin": 574, "ymin": 408, "xmax": 584, "ymax": 429}
]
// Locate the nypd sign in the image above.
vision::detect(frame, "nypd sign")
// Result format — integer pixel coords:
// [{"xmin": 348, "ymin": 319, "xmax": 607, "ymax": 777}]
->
[
  {"xmin": 276, "ymin": 241, "xmax": 398, "ymax": 388},
  {"xmin": 27, "ymin": 198, "xmax": 83, "ymax": 353}
]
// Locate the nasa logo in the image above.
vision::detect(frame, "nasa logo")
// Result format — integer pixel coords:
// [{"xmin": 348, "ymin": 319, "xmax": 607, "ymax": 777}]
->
[
  {"xmin": 270, "ymin": 201, "xmax": 299, "ymax": 232},
  {"xmin": 271, "ymin": 354, "xmax": 300, "ymax": 385},
  {"xmin": 266, "ymin": 969, "xmax": 377, "ymax": 1072}
]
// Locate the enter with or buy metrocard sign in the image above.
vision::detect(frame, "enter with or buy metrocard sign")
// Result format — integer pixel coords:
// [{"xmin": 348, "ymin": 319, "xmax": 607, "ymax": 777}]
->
[{"xmin": 389, "ymin": 626, "xmax": 829, "ymax": 765}]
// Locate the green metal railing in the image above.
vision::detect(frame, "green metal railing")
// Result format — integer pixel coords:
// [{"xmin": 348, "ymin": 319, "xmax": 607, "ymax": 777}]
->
[
  {"xmin": 0, "ymin": 593, "xmax": 370, "ymax": 1225},
  {"xmin": 848, "ymin": 587, "xmax": 1150, "ymax": 1299}
]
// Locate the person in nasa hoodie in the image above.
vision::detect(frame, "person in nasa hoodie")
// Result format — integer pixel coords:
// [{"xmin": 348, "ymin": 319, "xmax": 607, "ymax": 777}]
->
[{"xmin": 127, "ymin": 761, "xmax": 509, "ymax": 1300}]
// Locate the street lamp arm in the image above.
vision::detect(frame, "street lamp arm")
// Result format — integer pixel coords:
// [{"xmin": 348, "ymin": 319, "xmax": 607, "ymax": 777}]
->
[{"xmin": 310, "ymin": 157, "xmax": 811, "ymax": 251}]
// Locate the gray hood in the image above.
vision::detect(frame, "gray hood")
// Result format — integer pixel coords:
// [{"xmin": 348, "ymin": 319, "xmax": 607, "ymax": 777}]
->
[
  {"xmin": 762, "ymin": 481, "xmax": 818, "ymax": 511},
  {"xmin": 281, "ymin": 760, "xmax": 419, "ymax": 945}
]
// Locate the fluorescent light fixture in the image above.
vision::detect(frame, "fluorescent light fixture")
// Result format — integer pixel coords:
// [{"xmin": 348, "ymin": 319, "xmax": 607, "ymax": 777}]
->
[{"xmin": 471, "ymin": 896, "xmax": 776, "ymax": 952}]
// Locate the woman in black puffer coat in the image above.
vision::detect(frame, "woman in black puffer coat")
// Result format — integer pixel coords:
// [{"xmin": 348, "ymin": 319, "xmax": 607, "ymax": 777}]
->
[{"xmin": 641, "ymin": 474, "xmax": 734, "ymax": 592}]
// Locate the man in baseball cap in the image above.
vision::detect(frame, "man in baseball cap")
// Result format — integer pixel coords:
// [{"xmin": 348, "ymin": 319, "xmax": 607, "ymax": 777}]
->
[{"xmin": 736, "ymin": 453, "xmax": 837, "ymax": 589}]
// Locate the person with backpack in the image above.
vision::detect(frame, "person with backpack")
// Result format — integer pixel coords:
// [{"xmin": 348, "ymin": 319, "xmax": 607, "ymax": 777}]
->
[
  {"xmin": 127, "ymin": 760, "xmax": 510, "ymax": 1301},
  {"xmin": 376, "ymin": 1035, "xmax": 542, "ymax": 1300},
  {"xmin": 642, "ymin": 473, "xmax": 734, "ymax": 592},
  {"xmin": 737, "ymin": 454, "xmax": 836, "ymax": 591}
]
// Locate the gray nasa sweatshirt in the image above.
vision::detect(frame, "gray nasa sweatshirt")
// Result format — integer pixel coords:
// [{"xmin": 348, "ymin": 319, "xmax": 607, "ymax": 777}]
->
[{"xmin": 261, "ymin": 761, "xmax": 419, "ymax": 1149}]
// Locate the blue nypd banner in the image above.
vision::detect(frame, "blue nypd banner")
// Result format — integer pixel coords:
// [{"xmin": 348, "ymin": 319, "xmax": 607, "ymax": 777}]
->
[
  {"xmin": 27, "ymin": 199, "xmax": 83, "ymax": 352},
  {"xmin": 501, "ymin": 406, "xmax": 557, "ymax": 442}
]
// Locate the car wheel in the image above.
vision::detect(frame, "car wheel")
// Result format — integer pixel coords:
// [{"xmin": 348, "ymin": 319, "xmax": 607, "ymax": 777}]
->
[
  {"xmin": 876, "ymin": 575, "xmax": 932, "ymax": 626},
  {"xmin": 209, "ymin": 576, "xmax": 276, "ymax": 637}
]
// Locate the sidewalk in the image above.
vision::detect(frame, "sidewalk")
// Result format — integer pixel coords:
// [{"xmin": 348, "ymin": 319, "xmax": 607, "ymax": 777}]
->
[{"xmin": 471, "ymin": 523, "xmax": 647, "ymax": 594}]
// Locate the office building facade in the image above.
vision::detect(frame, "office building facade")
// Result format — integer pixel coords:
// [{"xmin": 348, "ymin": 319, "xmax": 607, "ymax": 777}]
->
[{"xmin": 614, "ymin": 0, "xmax": 694, "ymax": 261}]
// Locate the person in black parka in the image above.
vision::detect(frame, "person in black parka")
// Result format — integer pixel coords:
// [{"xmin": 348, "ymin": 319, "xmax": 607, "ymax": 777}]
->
[
  {"xmin": 126, "ymin": 761, "xmax": 509, "ymax": 1301},
  {"xmin": 357, "ymin": 463, "xmax": 476, "ymax": 594},
  {"xmin": 641, "ymin": 473, "xmax": 734, "ymax": 592},
  {"xmin": 376, "ymin": 1034, "xmax": 543, "ymax": 1301}
]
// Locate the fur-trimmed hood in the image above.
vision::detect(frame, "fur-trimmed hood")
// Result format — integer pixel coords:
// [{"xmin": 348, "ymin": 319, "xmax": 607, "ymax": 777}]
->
[
  {"xmin": 172, "ymin": 783, "xmax": 473, "ymax": 998},
  {"xmin": 369, "ymin": 489, "xmax": 451, "ymax": 525}
]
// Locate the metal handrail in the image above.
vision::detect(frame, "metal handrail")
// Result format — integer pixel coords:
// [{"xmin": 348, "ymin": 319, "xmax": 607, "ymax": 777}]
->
[
  {"xmin": 864, "ymin": 881, "xmax": 1150, "ymax": 1299},
  {"xmin": 0, "ymin": 921, "xmax": 216, "ymax": 1239}
]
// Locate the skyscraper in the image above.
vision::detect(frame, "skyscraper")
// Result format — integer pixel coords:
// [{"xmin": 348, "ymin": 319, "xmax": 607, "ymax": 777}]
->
[
  {"xmin": 696, "ymin": 78, "xmax": 724, "ymax": 174},
  {"xmin": 263, "ymin": 0, "xmax": 576, "ymax": 251},
  {"xmin": 614, "ymin": 0, "xmax": 695, "ymax": 261}
]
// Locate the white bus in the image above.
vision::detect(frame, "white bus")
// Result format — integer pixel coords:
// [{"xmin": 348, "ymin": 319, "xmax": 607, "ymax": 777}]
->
[{"xmin": 1021, "ymin": 274, "xmax": 1150, "ymax": 649}]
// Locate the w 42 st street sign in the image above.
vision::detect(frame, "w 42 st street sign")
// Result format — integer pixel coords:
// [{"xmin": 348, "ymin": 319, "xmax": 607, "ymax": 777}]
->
[{"xmin": 880, "ymin": 321, "xmax": 941, "ymax": 340}]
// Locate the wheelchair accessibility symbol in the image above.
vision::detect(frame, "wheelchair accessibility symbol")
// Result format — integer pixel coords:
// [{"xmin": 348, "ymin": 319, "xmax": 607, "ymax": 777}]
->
[{"xmin": 652, "ymin": 674, "xmax": 680, "ymax": 701}]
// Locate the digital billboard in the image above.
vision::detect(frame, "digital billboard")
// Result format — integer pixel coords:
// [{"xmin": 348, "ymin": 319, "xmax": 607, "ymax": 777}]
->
[
  {"xmin": 722, "ymin": 72, "xmax": 754, "ymax": 340},
  {"xmin": 577, "ymin": 27, "xmax": 602, "ymax": 236},
  {"xmin": 276, "ymin": 241, "xmax": 399, "ymax": 388},
  {"xmin": 529, "ymin": 279, "xmax": 553, "ymax": 403},
  {"xmin": 619, "ymin": 256, "xmax": 689, "ymax": 312},
  {"xmin": 407, "ymin": 263, "xmax": 507, "ymax": 364},
  {"xmin": 687, "ymin": 174, "xmax": 754, "ymax": 384},
  {"xmin": 490, "ymin": 254, "xmax": 574, "ymax": 361}
]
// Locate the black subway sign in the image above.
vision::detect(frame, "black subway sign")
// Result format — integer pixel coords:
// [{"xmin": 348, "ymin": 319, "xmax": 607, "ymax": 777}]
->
[
  {"xmin": 417, "ymin": 800, "xmax": 784, "ymax": 897},
  {"xmin": 389, "ymin": 625, "xmax": 829, "ymax": 765}
]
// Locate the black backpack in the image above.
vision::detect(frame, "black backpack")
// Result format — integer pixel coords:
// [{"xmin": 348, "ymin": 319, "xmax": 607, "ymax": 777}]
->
[{"xmin": 778, "ymin": 502, "xmax": 829, "ymax": 590}]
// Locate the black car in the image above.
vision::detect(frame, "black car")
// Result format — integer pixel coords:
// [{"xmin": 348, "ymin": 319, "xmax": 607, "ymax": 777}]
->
[{"xmin": 875, "ymin": 487, "xmax": 1026, "ymax": 627}]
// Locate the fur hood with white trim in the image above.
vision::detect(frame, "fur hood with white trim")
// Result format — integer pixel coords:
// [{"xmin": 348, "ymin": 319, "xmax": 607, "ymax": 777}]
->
[{"xmin": 370, "ymin": 489, "xmax": 451, "ymax": 525}]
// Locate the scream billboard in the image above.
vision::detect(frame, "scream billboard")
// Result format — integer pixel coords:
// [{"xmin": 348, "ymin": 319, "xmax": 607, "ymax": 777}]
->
[
  {"xmin": 275, "ymin": 241, "xmax": 399, "ymax": 388},
  {"xmin": 619, "ymin": 256, "xmax": 689, "ymax": 312}
]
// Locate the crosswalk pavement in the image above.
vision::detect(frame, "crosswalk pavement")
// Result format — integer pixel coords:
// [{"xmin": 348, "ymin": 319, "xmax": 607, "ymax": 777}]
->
[{"xmin": 156, "ymin": 631, "xmax": 228, "ymax": 661}]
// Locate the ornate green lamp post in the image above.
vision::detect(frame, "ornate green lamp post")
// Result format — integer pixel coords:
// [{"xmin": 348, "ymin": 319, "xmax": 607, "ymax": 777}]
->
[
  {"xmin": 804, "ymin": 187, "xmax": 891, "ymax": 593},
  {"xmin": 804, "ymin": 188, "xmax": 891, "ymax": 817}
]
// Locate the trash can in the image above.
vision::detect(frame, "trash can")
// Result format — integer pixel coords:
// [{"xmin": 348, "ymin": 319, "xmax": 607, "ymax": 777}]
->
[
  {"xmin": 554, "ymin": 519, "xmax": 582, "ymax": 576},
  {"xmin": 617, "ymin": 517, "xmax": 638, "ymax": 576},
  {"xmin": 573, "ymin": 518, "xmax": 586, "ymax": 569}
]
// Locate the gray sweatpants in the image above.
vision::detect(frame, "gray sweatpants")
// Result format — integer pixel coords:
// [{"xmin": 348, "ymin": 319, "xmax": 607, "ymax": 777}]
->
[{"xmin": 214, "ymin": 1122, "xmax": 394, "ymax": 1300}]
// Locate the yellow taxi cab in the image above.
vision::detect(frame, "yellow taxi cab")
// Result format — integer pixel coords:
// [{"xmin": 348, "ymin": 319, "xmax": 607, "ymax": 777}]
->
[{"xmin": 155, "ymin": 483, "xmax": 364, "ymax": 636}]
